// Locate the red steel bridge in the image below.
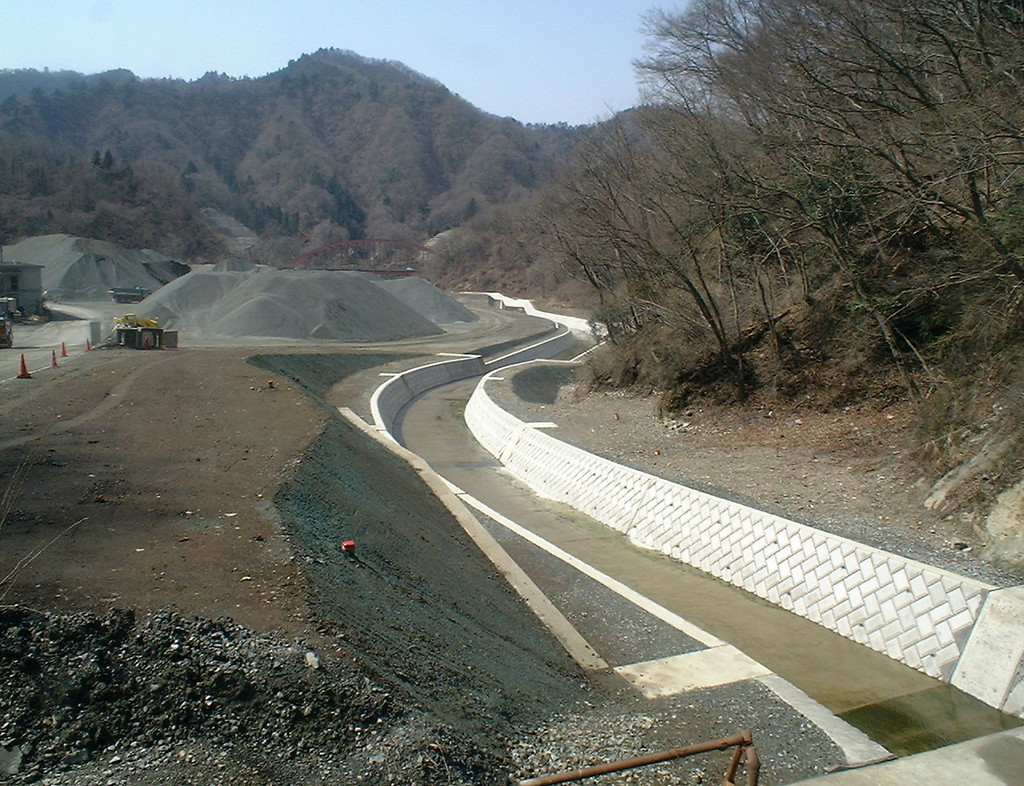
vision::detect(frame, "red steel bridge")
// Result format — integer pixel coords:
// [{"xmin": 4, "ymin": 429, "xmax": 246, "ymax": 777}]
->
[{"xmin": 283, "ymin": 239, "xmax": 431, "ymax": 277}]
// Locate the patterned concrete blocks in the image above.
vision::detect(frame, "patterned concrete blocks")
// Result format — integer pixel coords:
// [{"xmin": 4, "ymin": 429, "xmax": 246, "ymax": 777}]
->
[{"xmin": 464, "ymin": 375, "xmax": 1024, "ymax": 716}]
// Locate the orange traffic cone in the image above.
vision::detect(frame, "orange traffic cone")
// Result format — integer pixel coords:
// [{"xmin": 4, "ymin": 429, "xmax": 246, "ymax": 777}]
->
[
  {"xmin": 17, "ymin": 354, "xmax": 31, "ymax": 379},
  {"xmin": 51, "ymin": 349, "xmax": 58, "ymax": 368},
  {"xmin": 86, "ymin": 338, "xmax": 93, "ymax": 351},
  {"xmin": 60, "ymin": 342, "xmax": 68, "ymax": 358}
]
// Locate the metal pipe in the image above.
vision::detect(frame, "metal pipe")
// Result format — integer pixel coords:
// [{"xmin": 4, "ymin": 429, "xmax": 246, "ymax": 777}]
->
[
  {"xmin": 744, "ymin": 741, "xmax": 760, "ymax": 786},
  {"xmin": 724, "ymin": 729, "xmax": 754, "ymax": 784},
  {"xmin": 517, "ymin": 732, "xmax": 751, "ymax": 786},
  {"xmin": 724, "ymin": 739, "xmax": 745, "ymax": 784}
]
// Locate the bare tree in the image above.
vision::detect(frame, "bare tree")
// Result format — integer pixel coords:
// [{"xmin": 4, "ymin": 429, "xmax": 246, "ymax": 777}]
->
[{"xmin": 630, "ymin": 0, "xmax": 1024, "ymax": 398}]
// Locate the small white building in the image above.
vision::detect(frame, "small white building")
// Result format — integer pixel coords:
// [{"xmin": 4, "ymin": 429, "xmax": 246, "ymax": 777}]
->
[{"xmin": 0, "ymin": 263, "xmax": 45, "ymax": 315}]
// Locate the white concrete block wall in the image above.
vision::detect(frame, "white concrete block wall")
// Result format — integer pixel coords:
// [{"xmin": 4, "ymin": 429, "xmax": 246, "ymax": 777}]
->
[
  {"xmin": 371, "ymin": 355, "xmax": 485, "ymax": 434},
  {"xmin": 472, "ymin": 292, "xmax": 597, "ymax": 338},
  {"xmin": 485, "ymin": 327, "xmax": 577, "ymax": 370},
  {"xmin": 465, "ymin": 374, "xmax": 1024, "ymax": 715}
]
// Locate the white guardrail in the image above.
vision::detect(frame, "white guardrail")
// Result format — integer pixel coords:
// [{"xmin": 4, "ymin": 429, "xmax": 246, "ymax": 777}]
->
[{"xmin": 369, "ymin": 293, "xmax": 1024, "ymax": 718}]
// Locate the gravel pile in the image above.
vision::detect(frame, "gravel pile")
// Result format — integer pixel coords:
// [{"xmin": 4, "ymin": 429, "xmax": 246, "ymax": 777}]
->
[
  {"xmin": 0, "ymin": 606, "xmax": 501, "ymax": 785},
  {"xmin": 3, "ymin": 234, "xmax": 189, "ymax": 301},
  {"xmin": 371, "ymin": 276, "xmax": 477, "ymax": 324},
  {"xmin": 3, "ymin": 233, "xmax": 475, "ymax": 343},
  {"xmin": 139, "ymin": 267, "xmax": 472, "ymax": 341}
]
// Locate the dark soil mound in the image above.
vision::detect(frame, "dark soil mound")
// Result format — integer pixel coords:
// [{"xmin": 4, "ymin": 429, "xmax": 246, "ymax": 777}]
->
[
  {"xmin": 273, "ymin": 417, "xmax": 591, "ymax": 739},
  {"xmin": 0, "ymin": 606, "xmax": 502, "ymax": 784}
]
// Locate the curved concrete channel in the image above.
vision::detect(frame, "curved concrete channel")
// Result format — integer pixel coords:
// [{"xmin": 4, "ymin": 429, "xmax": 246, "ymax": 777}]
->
[
  {"xmin": 394, "ymin": 374, "xmax": 1019, "ymax": 760},
  {"xmin": 339, "ymin": 295, "xmax": 1023, "ymax": 784}
]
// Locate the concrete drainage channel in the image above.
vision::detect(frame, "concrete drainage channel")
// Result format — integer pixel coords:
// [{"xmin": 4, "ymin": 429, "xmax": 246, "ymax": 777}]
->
[
  {"xmin": 463, "ymin": 370, "xmax": 1024, "ymax": 715},
  {"xmin": 352, "ymin": 294, "xmax": 1024, "ymax": 780}
]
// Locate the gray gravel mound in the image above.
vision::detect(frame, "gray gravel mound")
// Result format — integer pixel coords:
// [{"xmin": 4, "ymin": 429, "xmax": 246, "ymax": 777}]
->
[
  {"xmin": 3, "ymin": 234, "xmax": 189, "ymax": 301},
  {"xmin": 373, "ymin": 276, "xmax": 477, "ymax": 324},
  {"xmin": 140, "ymin": 267, "xmax": 446, "ymax": 341},
  {"xmin": 212, "ymin": 257, "xmax": 258, "ymax": 272}
]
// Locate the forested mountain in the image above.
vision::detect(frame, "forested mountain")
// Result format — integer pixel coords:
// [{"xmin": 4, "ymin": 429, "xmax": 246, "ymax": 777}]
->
[
  {"xmin": 0, "ymin": 49, "xmax": 578, "ymax": 275},
  {"xmin": 538, "ymin": 0, "xmax": 1024, "ymax": 564},
  {"xmin": 543, "ymin": 0, "xmax": 1024, "ymax": 405}
]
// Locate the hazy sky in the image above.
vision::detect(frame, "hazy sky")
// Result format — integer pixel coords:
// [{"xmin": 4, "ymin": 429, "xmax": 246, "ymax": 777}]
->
[{"xmin": 1, "ymin": 1, "xmax": 675, "ymax": 125}]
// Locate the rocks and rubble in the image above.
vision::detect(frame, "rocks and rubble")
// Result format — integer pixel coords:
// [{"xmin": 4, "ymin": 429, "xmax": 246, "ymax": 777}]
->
[{"xmin": 0, "ymin": 606, "xmax": 499, "ymax": 785}]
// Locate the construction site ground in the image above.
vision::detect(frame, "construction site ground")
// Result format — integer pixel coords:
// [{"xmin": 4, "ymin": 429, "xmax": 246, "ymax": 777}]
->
[{"xmin": 0, "ymin": 306, "xmax": 1021, "ymax": 785}]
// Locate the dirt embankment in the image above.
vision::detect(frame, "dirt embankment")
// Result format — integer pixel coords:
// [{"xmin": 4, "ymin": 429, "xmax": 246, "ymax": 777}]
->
[
  {"xmin": 0, "ymin": 343, "xmax": 897, "ymax": 785},
  {"xmin": 0, "ymin": 348, "xmax": 595, "ymax": 784}
]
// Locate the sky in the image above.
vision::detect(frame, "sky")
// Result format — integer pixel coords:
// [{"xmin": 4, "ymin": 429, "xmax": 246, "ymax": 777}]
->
[{"xmin": 0, "ymin": 1, "xmax": 678, "ymax": 126}]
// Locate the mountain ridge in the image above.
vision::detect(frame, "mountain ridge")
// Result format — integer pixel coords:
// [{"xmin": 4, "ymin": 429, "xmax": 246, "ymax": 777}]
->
[{"xmin": 0, "ymin": 49, "xmax": 579, "ymax": 280}]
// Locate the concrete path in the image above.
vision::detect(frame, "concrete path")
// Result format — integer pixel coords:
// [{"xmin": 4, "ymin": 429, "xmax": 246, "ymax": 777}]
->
[
  {"xmin": 0, "ymin": 302, "xmax": 112, "ymax": 382},
  {"xmin": 395, "ymin": 375, "xmax": 1023, "ymax": 783},
  {"xmin": 793, "ymin": 726, "xmax": 1024, "ymax": 784}
]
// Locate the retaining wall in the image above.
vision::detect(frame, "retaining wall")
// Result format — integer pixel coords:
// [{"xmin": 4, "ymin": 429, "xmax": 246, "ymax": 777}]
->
[
  {"xmin": 471, "ymin": 292, "xmax": 596, "ymax": 338},
  {"xmin": 370, "ymin": 293, "xmax": 583, "ymax": 435},
  {"xmin": 371, "ymin": 354, "xmax": 485, "ymax": 434},
  {"xmin": 464, "ymin": 369, "xmax": 1024, "ymax": 717}
]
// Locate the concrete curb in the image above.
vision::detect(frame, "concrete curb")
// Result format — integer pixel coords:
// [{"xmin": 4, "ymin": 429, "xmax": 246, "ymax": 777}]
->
[
  {"xmin": 756, "ymin": 675, "xmax": 893, "ymax": 768},
  {"xmin": 338, "ymin": 407, "xmax": 608, "ymax": 673},
  {"xmin": 369, "ymin": 324, "xmax": 578, "ymax": 437}
]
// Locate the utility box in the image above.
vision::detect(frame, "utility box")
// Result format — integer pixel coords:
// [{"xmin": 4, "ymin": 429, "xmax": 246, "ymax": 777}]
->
[{"xmin": 115, "ymin": 326, "xmax": 163, "ymax": 349}]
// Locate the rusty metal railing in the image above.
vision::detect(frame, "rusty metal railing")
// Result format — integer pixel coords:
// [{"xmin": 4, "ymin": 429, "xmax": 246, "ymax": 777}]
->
[{"xmin": 516, "ymin": 730, "xmax": 759, "ymax": 786}]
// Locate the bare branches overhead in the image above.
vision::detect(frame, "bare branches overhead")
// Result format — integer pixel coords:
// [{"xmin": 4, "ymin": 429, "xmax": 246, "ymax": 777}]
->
[{"xmin": 545, "ymin": 0, "xmax": 1024, "ymax": 403}]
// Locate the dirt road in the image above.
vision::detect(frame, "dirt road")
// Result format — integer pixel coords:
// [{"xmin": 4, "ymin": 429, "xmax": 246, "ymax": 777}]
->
[{"xmin": 0, "ymin": 348, "xmax": 330, "ymax": 629}]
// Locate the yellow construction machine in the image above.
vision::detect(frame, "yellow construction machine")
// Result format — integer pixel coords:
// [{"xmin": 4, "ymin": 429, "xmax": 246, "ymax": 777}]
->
[{"xmin": 114, "ymin": 313, "xmax": 164, "ymax": 349}]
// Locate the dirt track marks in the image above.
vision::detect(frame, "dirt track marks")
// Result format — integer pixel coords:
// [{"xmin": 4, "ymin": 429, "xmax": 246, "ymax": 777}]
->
[{"xmin": 0, "ymin": 354, "xmax": 170, "ymax": 450}]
